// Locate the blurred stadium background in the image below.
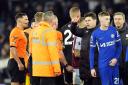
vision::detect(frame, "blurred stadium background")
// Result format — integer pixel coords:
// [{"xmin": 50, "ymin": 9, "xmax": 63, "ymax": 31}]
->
[{"xmin": 0, "ymin": 0, "xmax": 128, "ymax": 84}]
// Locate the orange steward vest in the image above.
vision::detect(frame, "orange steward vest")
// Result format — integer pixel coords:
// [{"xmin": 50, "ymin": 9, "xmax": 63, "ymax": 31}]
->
[{"xmin": 31, "ymin": 22, "xmax": 61, "ymax": 77}]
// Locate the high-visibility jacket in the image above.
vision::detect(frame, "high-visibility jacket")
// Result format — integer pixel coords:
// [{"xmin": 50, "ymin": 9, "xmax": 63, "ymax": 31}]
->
[
  {"xmin": 31, "ymin": 22, "xmax": 61, "ymax": 77},
  {"xmin": 24, "ymin": 28, "xmax": 32, "ymax": 54},
  {"xmin": 24, "ymin": 28, "xmax": 32, "ymax": 66},
  {"xmin": 57, "ymin": 31, "xmax": 63, "ymax": 58},
  {"xmin": 57, "ymin": 31, "xmax": 63, "ymax": 50}
]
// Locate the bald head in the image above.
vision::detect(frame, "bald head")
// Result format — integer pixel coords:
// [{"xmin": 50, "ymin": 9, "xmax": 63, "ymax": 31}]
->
[
  {"xmin": 52, "ymin": 15, "xmax": 58, "ymax": 29},
  {"xmin": 43, "ymin": 11, "xmax": 54, "ymax": 22}
]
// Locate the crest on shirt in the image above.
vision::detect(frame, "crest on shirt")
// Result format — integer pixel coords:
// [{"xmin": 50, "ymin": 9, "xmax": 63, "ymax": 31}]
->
[
  {"xmin": 111, "ymin": 34, "xmax": 115, "ymax": 38},
  {"xmin": 68, "ymin": 24, "xmax": 71, "ymax": 28},
  {"xmin": 116, "ymin": 31, "xmax": 120, "ymax": 37},
  {"xmin": 126, "ymin": 34, "xmax": 128, "ymax": 37},
  {"xmin": 86, "ymin": 30, "xmax": 89, "ymax": 33},
  {"xmin": 126, "ymin": 34, "xmax": 128, "ymax": 40}
]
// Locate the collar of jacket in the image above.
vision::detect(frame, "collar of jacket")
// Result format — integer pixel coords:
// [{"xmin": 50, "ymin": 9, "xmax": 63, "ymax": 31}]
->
[
  {"xmin": 117, "ymin": 22, "xmax": 128, "ymax": 32},
  {"xmin": 86, "ymin": 27, "xmax": 96, "ymax": 32},
  {"xmin": 39, "ymin": 21, "xmax": 52, "ymax": 29}
]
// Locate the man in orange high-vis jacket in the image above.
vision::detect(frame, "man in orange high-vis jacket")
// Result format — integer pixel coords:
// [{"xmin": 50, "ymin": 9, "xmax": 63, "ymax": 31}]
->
[
  {"xmin": 24, "ymin": 22, "xmax": 33, "ymax": 85},
  {"xmin": 56, "ymin": 30, "xmax": 74, "ymax": 85},
  {"xmin": 31, "ymin": 11, "xmax": 61, "ymax": 85},
  {"xmin": 53, "ymin": 15, "xmax": 73, "ymax": 71},
  {"xmin": 57, "ymin": 31, "xmax": 73, "ymax": 72},
  {"xmin": 7, "ymin": 13, "xmax": 29, "ymax": 85},
  {"xmin": 52, "ymin": 15, "xmax": 74, "ymax": 85},
  {"xmin": 24, "ymin": 12, "xmax": 44, "ymax": 85}
]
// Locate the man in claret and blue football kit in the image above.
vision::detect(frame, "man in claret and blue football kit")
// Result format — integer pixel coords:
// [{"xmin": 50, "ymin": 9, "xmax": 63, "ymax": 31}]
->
[{"xmin": 89, "ymin": 11, "xmax": 122, "ymax": 85}]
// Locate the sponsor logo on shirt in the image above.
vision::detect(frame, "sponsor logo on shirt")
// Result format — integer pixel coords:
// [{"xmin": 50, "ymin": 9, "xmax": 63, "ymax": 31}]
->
[
  {"xmin": 68, "ymin": 24, "xmax": 71, "ymax": 28},
  {"xmin": 100, "ymin": 40, "xmax": 115, "ymax": 47}
]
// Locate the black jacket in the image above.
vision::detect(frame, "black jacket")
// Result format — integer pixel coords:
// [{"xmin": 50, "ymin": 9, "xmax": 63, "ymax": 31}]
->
[
  {"xmin": 113, "ymin": 23, "xmax": 128, "ymax": 67},
  {"xmin": 70, "ymin": 23, "xmax": 99, "ymax": 80},
  {"xmin": 59, "ymin": 22, "xmax": 74, "ymax": 65}
]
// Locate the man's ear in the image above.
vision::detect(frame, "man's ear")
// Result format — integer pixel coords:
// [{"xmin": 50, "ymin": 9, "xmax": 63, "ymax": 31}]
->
[{"xmin": 17, "ymin": 18, "xmax": 21, "ymax": 23}]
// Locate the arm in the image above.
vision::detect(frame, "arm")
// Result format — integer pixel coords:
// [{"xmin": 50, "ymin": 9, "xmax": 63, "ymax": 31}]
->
[
  {"xmin": 89, "ymin": 33, "xmax": 97, "ymax": 70},
  {"xmin": 59, "ymin": 51, "xmax": 67, "ymax": 65},
  {"xmin": 125, "ymin": 47, "xmax": 128, "ymax": 73},
  {"xmin": 109, "ymin": 30, "xmax": 122, "ymax": 66},
  {"xmin": 46, "ymin": 29, "xmax": 61, "ymax": 75},
  {"xmin": 59, "ymin": 51, "xmax": 73, "ymax": 72},
  {"xmin": 57, "ymin": 31, "xmax": 73, "ymax": 72},
  {"xmin": 125, "ymin": 47, "xmax": 128, "ymax": 62},
  {"xmin": 90, "ymin": 32, "xmax": 97, "ymax": 77},
  {"xmin": 70, "ymin": 22, "xmax": 85, "ymax": 37},
  {"xmin": 114, "ymin": 31, "xmax": 122, "ymax": 59},
  {"xmin": 10, "ymin": 47, "xmax": 23, "ymax": 66},
  {"xmin": 29, "ymin": 30, "xmax": 32, "ymax": 55}
]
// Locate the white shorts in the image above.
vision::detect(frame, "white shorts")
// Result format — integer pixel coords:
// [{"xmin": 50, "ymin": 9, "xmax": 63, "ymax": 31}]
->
[{"xmin": 73, "ymin": 69, "xmax": 82, "ymax": 85}]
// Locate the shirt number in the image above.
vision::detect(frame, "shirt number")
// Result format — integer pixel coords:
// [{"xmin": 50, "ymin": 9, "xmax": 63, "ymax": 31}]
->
[
  {"xmin": 114, "ymin": 78, "xmax": 119, "ymax": 84},
  {"xmin": 64, "ymin": 30, "xmax": 73, "ymax": 45}
]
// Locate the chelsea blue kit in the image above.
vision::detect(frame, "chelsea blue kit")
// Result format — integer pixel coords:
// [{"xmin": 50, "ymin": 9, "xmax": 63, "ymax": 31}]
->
[{"xmin": 90, "ymin": 26, "xmax": 122, "ymax": 85}]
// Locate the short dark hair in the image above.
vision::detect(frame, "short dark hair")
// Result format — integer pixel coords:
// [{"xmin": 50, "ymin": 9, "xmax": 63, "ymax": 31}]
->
[
  {"xmin": 98, "ymin": 11, "xmax": 110, "ymax": 17},
  {"xmin": 114, "ymin": 12, "xmax": 125, "ymax": 20},
  {"xmin": 84, "ymin": 12, "xmax": 97, "ymax": 20},
  {"xmin": 15, "ymin": 13, "xmax": 27, "ymax": 20}
]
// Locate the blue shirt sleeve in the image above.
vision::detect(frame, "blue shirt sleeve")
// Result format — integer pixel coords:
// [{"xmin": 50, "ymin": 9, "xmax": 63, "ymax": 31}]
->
[
  {"xmin": 125, "ymin": 47, "xmax": 128, "ymax": 62},
  {"xmin": 114, "ymin": 30, "xmax": 122, "ymax": 59},
  {"xmin": 90, "ymin": 32, "xmax": 97, "ymax": 69}
]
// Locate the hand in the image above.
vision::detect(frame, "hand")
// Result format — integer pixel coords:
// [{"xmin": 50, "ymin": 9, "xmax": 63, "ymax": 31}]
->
[
  {"xmin": 91, "ymin": 69, "xmax": 96, "ymax": 77},
  {"xmin": 109, "ymin": 58, "xmax": 117, "ymax": 66},
  {"xmin": 18, "ymin": 62, "xmax": 24, "ymax": 71},
  {"xmin": 54, "ymin": 72, "xmax": 61, "ymax": 76},
  {"xmin": 66, "ymin": 65, "xmax": 74, "ymax": 72},
  {"xmin": 71, "ymin": 16, "xmax": 80, "ymax": 23},
  {"xmin": 26, "ymin": 52, "xmax": 30, "ymax": 58}
]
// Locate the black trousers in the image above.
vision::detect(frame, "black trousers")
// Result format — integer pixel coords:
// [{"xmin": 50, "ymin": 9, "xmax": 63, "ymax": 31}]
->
[
  {"xmin": 63, "ymin": 49, "xmax": 73, "ymax": 84},
  {"xmin": 64, "ymin": 68, "xmax": 73, "ymax": 84},
  {"xmin": 7, "ymin": 58, "xmax": 26, "ymax": 84},
  {"xmin": 83, "ymin": 77, "xmax": 101, "ymax": 85},
  {"xmin": 28, "ymin": 55, "xmax": 32, "ymax": 84},
  {"xmin": 55, "ymin": 74, "xmax": 65, "ymax": 85},
  {"xmin": 32, "ymin": 77, "xmax": 56, "ymax": 85},
  {"xmin": 119, "ymin": 67, "xmax": 128, "ymax": 85}
]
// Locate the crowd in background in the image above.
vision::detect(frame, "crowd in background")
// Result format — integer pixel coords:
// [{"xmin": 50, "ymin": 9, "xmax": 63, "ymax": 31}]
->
[{"xmin": 0, "ymin": 0, "xmax": 128, "ymax": 84}]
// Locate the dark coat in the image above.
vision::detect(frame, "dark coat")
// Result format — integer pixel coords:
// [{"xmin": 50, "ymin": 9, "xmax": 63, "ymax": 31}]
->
[{"xmin": 70, "ymin": 23, "xmax": 99, "ymax": 80}]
